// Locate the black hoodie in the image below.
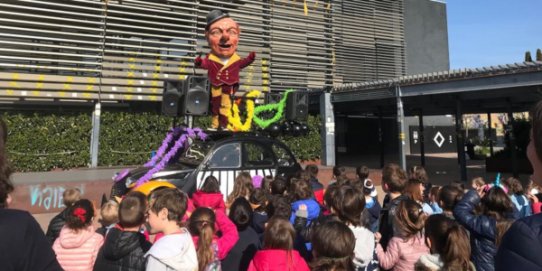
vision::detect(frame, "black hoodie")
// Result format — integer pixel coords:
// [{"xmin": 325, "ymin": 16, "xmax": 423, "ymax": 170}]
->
[{"xmin": 93, "ymin": 227, "xmax": 151, "ymax": 271}]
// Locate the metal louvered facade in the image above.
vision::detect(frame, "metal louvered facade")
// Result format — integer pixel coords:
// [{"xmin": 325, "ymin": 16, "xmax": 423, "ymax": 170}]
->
[{"xmin": 0, "ymin": 0, "xmax": 405, "ymax": 103}]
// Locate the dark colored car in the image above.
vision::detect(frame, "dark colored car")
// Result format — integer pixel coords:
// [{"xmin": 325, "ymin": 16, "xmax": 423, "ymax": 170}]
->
[{"xmin": 110, "ymin": 132, "xmax": 302, "ymax": 198}]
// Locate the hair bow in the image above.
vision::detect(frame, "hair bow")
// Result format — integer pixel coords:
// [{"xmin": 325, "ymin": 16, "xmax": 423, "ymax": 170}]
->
[{"xmin": 73, "ymin": 207, "xmax": 87, "ymax": 223}]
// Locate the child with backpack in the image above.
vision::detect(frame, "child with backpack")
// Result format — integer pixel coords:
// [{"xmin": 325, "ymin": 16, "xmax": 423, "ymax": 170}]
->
[
  {"xmin": 188, "ymin": 207, "xmax": 239, "ymax": 271},
  {"xmin": 193, "ymin": 175, "xmax": 226, "ymax": 213},
  {"xmin": 503, "ymin": 177, "xmax": 532, "ymax": 218},
  {"xmin": 145, "ymin": 188, "xmax": 198, "ymax": 271},
  {"xmin": 375, "ymin": 199, "xmax": 430, "ymax": 271},
  {"xmin": 53, "ymin": 199, "xmax": 104, "ymax": 271},
  {"xmin": 94, "ymin": 191, "xmax": 151, "ymax": 270},
  {"xmin": 248, "ymin": 217, "xmax": 310, "ymax": 271}
]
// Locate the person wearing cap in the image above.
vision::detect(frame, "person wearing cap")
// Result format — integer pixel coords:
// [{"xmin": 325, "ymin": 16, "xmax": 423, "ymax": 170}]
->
[
  {"xmin": 362, "ymin": 178, "xmax": 381, "ymax": 233},
  {"xmin": 195, "ymin": 10, "xmax": 256, "ymax": 130}
]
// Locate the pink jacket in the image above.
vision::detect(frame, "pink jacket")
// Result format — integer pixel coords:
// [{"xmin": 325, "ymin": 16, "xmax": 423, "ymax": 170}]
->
[
  {"xmin": 192, "ymin": 191, "xmax": 226, "ymax": 213},
  {"xmin": 247, "ymin": 249, "xmax": 310, "ymax": 271},
  {"xmin": 192, "ymin": 210, "xmax": 239, "ymax": 260},
  {"xmin": 53, "ymin": 225, "xmax": 104, "ymax": 271},
  {"xmin": 376, "ymin": 234, "xmax": 429, "ymax": 271}
]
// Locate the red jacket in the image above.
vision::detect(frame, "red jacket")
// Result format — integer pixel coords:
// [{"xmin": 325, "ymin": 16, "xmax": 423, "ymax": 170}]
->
[
  {"xmin": 192, "ymin": 191, "xmax": 226, "ymax": 213},
  {"xmin": 247, "ymin": 249, "xmax": 310, "ymax": 271},
  {"xmin": 192, "ymin": 211, "xmax": 239, "ymax": 260},
  {"xmin": 196, "ymin": 53, "xmax": 255, "ymax": 93}
]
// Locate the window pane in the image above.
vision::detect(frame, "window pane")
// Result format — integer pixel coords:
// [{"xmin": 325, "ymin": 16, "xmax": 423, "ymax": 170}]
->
[
  {"xmin": 244, "ymin": 142, "xmax": 275, "ymax": 168},
  {"xmin": 272, "ymin": 143, "xmax": 295, "ymax": 167},
  {"xmin": 208, "ymin": 143, "xmax": 241, "ymax": 168}
]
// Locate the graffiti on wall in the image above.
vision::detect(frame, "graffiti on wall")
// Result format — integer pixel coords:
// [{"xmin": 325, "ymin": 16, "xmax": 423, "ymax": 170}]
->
[{"xmin": 29, "ymin": 184, "xmax": 85, "ymax": 211}]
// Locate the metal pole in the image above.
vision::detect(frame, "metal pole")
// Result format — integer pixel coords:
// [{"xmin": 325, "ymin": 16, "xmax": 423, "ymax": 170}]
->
[
  {"xmin": 90, "ymin": 102, "xmax": 101, "ymax": 168},
  {"xmin": 507, "ymin": 108, "xmax": 519, "ymax": 178},
  {"xmin": 419, "ymin": 109, "xmax": 426, "ymax": 167},
  {"xmin": 396, "ymin": 85, "xmax": 406, "ymax": 170},
  {"xmin": 378, "ymin": 106, "xmax": 385, "ymax": 168},
  {"xmin": 321, "ymin": 92, "xmax": 335, "ymax": 166},
  {"xmin": 456, "ymin": 99, "xmax": 467, "ymax": 182},
  {"xmin": 487, "ymin": 112, "xmax": 494, "ymax": 157}
]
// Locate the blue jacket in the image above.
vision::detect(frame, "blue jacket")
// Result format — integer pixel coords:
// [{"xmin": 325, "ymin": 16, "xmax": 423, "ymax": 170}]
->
[
  {"xmin": 496, "ymin": 214, "xmax": 542, "ymax": 271},
  {"xmin": 453, "ymin": 190, "xmax": 497, "ymax": 271},
  {"xmin": 290, "ymin": 198, "xmax": 321, "ymax": 225}
]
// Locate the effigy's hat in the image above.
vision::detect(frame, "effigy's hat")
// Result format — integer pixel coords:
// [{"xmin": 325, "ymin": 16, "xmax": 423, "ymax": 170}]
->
[{"xmin": 206, "ymin": 10, "xmax": 230, "ymax": 30}]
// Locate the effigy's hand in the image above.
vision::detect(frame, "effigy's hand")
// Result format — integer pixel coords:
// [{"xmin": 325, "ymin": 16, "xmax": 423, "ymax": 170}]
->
[{"xmin": 248, "ymin": 51, "xmax": 256, "ymax": 60}]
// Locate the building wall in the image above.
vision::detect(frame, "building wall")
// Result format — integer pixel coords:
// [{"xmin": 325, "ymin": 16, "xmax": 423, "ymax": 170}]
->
[
  {"xmin": 0, "ymin": 0, "xmax": 405, "ymax": 103},
  {"xmin": 404, "ymin": 0, "xmax": 449, "ymax": 75}
]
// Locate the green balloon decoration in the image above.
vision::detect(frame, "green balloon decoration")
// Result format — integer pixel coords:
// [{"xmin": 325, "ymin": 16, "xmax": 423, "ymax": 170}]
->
[{"xmin": 253, "ymin": 89, "xmax": 294, "ymax": 129}]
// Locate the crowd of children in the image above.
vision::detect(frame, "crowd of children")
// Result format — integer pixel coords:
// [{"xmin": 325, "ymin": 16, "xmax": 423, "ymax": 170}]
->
[{"xmin": 36, "ymin": 161, "xmax": 541, "ymax": 271}]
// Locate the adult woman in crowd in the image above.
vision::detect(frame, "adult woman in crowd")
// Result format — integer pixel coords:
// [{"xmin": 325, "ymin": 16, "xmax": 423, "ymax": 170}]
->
[
  {"xmin": 0, "ymin": 117, "xmax": 62, "ymax": 271},
  {"xmin": 497, "ymin": 100, "xmax": 542, "ymax": 270}
]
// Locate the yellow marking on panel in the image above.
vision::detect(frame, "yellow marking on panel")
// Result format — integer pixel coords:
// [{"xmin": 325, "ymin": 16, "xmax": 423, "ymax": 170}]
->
[
  {"xmin": 263, "ymin": 80, "xmax": 269, "ymax": 85},
  {"xmin": 6, "ymin": 90, "xmax": 14, "ymax": 95},
  {"xmin": 86, "ymin": 85, "xmax": 94, "ymax": 90},
  {"xmin": 127, "ymin": 79, "xmax": 134, "ymax": 85},
  {"xmin": 67, "ymin": 76, "xmax": 74, "ymax": 82},
  {"xmin": 262, "ymin": 73, "xmax": 269, "ymax": 79},
  {"xmin": 262, "ymin": 86, "xmax": 269, "ymax": 91},
  {"xmin": 152, "ymin": 73, "xmax": 160, "ymax": 79},
  {"xmin": 151, "ymin": 88, "xmax": 158, "ymax": 93},
  {"xmin": 32, "ymin": 91, "xmax": 40, "ymax": 96},
  {"xmin": 127, "ymin": 71, "xmax": 135, "ymax": 77},
  {"xmin": 127, "ymin": 87, "xmax": 133, "ymax": 92},
  {"xmin": 59, "ymin": 91, "xmax": 66, "ymax": 97},
  {"xmin": 38, "ymin": 75, "xmax": 45, "ymax": 81},
  {"xmin": 151, "ymin": 80, "xmax": 159, "ymax": 86},
  {"xmin": 63, "ymin": 83, "xmax": 71, "ymax": 90},
  {"xmin": 88, "ymin": 78, "xmax": 96, "ymax": 84},
  {"xmin": 11, "ymin": 73, "xmax": 19, "ymax": 80},
  {"xmin": 262, "ymin": 66, "xmax": 268, "ymax": 72},
  {"xmin": 262, "ymin": 59, "xmax": 267, "ymax": 65},
  {"xmin": 9, "ymin": 82, "xmax": 19, "ymax": 87},
  {"xmin": 129, "ymin": 64, "xmax": 136, "ymax": 69},
  {"xmin": 83, "ymin": 93, "xmax": 92, "ymax": 98},
  {"xmin": 124, "ymin": 94, "xmax": 133, "ymax": 100},
  {"xmin": 128, "ymin": 57, "xmax": 135, "ymax": 62}
]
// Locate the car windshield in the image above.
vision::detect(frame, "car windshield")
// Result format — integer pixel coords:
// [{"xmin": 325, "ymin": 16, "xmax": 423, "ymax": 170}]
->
[{"xmin": 177, "ymin": 138, "xmax": 213, "ymax": 165}]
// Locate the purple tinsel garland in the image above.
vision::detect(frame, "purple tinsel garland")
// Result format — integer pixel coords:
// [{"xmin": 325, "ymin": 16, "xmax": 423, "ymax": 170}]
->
[
  {"xmin": 143, "ymin": 130, "xmax": 175, "ymax": 167},
  {"xmin": 134, "ymin": 127, "xmax": 207, "ymax": 187}
]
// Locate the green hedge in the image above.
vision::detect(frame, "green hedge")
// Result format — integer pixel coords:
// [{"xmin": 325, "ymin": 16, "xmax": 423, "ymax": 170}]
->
[{"xmin": 4, "ymin": 111, "xmax": 321, "ymax": 172}]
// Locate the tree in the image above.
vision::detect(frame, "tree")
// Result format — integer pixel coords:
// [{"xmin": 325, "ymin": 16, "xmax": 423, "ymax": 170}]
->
[
  {"xmin": 525, "ymin": 51, "xmax": 533, "ymax": 62},
  {"xmin": 537, "ymin": 48, "xmax": 542, "ymax": 61}
]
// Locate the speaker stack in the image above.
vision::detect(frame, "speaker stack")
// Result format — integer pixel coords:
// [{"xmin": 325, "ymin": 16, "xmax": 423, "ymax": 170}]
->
[
  {"xmin": 285, "ymin": 90, "xmax": 308, "ymax": 122},
  {"xmin": 161, "ymin": 76, "xmax": 210, "ymax": 117}
]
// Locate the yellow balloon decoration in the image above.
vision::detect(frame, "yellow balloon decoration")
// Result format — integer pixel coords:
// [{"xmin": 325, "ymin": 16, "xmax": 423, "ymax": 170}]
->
[{"xmin": 227, "ymin": 90, "xmax": 261, "ymax": 132}]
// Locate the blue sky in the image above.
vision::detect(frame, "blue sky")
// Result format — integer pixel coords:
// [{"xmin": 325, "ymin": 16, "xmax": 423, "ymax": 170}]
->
[{"xmin": 447, "ymin": 0, "xmax": 542, "ymax": 69}]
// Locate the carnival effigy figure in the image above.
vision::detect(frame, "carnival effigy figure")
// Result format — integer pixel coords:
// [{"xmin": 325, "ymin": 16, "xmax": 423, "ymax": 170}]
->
[{"xmin": 195, "ymin": 9, "xmax": 256, "ymax": 130}]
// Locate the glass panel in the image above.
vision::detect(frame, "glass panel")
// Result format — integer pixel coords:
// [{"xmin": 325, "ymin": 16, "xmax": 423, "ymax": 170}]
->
[{"xmin": 208, "ymin": 143, "xmax": 241, "ymax": 168}]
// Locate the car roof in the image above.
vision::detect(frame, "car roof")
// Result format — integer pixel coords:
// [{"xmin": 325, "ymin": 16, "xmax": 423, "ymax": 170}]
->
[{"xmin": 204, "ymin": 131, "xmax": 283, "ymax": 145}]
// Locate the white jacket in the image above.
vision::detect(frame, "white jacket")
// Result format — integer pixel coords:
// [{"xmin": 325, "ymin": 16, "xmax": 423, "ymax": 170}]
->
[
  {"xmin": 145, "ymin": 229, "xmax": 198, "ymax": 271},
  {"xmin": 349, "ymin": 225, "xmax": 375, "ymax": 268}
]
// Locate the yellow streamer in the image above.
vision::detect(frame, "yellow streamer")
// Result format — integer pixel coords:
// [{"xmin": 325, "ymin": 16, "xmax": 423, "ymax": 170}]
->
[{"xmin": 227, "ymin": 90, "xmax": 260, "ymax": 132}]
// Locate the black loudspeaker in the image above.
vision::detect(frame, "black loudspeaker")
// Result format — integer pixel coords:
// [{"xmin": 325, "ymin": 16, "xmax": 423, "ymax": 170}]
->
[
  {"xmin": 285, "ymin": 91, "xmax": 308, "ymax": 121},
  {"xmin": 162, "ymin": 80, "xmax": 184, "ymax": 117},
  {"xmin": 181, "ymin": 76, "xmax": 209, "ymax": 115}
]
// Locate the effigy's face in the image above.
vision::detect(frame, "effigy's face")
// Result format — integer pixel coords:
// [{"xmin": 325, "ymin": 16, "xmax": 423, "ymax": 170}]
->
[{"xmin": 206, "ymin": 18, "xmax": 239, "ymax": 58}]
